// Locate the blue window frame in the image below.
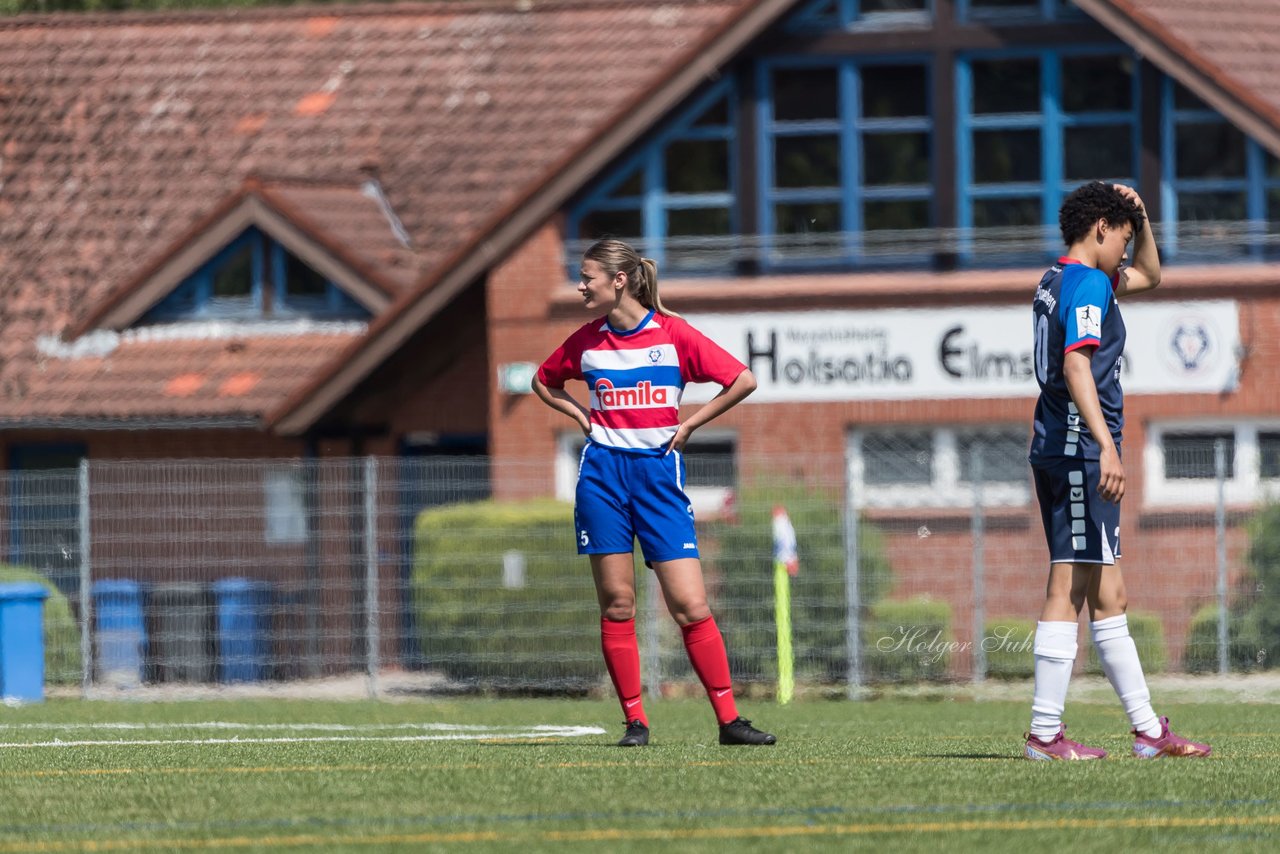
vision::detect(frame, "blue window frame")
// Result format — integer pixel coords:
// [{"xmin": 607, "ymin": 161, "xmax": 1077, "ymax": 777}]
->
[
  {"xmin": 142, "ymin": 228, "xmax": 369, "ymax": 323},
  {"xmin": 567, "ymin": 80, "xmax": 738, "ymax": 272},
  {"xmin": 956, "ymin": 0, "xmax": 1083, "ymax": 23},
  {"xmin": 1161, "ymin": 79, "xmax": 1280, "ymax": 261},
  {"xmin": 759, "ymin": 56, "xmax": 934, "ymax": 268},
  {"xmin": 957, "ymin": 47, "xmax": 1139, "ymax": 262},
  {"xmin": 787, "ymin": 0, "xmax": 932, "ymax": 31}
]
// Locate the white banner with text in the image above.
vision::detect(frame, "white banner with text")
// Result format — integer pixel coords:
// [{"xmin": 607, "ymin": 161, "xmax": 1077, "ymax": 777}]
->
[{"xmin": 683, "ymin": 301, "xmax": 1239, "ymax": 403}]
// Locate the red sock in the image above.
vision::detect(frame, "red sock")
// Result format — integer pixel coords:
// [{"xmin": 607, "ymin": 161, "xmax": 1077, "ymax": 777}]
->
[
  {"xmin": 681, "ymin": 615, "xmax": 739, "ymax": 725},
  {"xmin": 600, "ymin": 618, "xmax": 647, "ymax": 726}
]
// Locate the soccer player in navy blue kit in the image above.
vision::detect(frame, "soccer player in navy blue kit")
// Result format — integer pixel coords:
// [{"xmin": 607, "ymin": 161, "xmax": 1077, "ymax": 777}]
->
[
  {"xmin": 1025, "ymin": 182, "xmax": 1211, "ymax": 760},
  {"xmin": 532, "ymin": 239, "xmax": 775, "ymax": 748}
]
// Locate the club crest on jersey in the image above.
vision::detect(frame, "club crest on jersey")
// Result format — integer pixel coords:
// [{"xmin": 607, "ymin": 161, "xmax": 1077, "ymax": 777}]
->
[
  {"xmin": 648, "ymin": 348, "xmax": 663, "ymax": 364},
  {"xmin": 594, "ymin": 378, "xmax": 668, "ymax": 409}
]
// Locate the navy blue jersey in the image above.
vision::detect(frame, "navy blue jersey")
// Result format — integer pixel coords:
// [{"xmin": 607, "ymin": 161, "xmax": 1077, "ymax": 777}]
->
[{"xmin": 1029, "ymin": 258, "xmax": 1125, "ymax": 462}]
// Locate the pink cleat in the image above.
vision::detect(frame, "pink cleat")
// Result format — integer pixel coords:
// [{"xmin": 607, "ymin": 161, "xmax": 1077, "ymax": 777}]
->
[
  {"xmin": 1132, "ymin": 717, "xmax": 1212, "ymax": 758},
  {"xmin": 1024, "ymin": 725, "xmax": 1107, "ymax": 760}
]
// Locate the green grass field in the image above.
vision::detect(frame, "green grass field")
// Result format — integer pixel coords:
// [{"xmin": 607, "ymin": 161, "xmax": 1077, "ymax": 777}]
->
[{"xmin": 0, "ymin": 691, "xmax": 1276, "ymax": 853}]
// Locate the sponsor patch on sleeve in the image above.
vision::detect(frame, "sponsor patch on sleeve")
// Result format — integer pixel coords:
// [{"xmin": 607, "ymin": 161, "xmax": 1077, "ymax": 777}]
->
[{"xmin": 1075, "ymin": 305, "xmax": 1102, "ymax": 339}]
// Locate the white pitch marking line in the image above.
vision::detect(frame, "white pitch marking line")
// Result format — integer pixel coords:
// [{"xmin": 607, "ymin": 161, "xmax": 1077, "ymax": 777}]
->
[
  {"xmin": 0, "ymin": 722, "xmax": 591, "ymax": 732},
  {"xmin": 0, "ymin": 724, "xmax": 607, "ymax": 749}
]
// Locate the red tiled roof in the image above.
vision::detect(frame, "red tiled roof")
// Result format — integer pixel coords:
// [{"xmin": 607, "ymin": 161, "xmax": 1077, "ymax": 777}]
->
[
  {"xmin": 1127, "ymin": 0, "xmax": 1280, "ymax": 109},
  {"xmin": 0, "ymin": 0, "xmax": 746, "ymax": 422},
  {"xmin": 259, "ymin": 181, "xmax": 420, "ymax": 292},
  {"xmin": 1078, "ymin": 0, "xmax": 1280, "ymax": 155},
  {"xmin": 10, "ymin": 327, "xmax": 363, "ymax": 423},
  {"xmin": 10, "ymin": 0, "xmax": 1278, "ymax": 428},
  {"xmin": 262, "ymin": 0, "xmax": 1280, "ymax": 434}
]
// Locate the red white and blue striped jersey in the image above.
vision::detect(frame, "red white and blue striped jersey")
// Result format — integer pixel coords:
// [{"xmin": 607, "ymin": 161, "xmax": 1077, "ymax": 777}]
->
[{"xmin": 536, "ymin": 309, "xmax": 747, "ymax": 452}]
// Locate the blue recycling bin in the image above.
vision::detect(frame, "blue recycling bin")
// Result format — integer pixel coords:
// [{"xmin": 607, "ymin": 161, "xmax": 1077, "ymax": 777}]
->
[
  {"xmin": 214, "ymin": 578, "xmax": 272, "ymax": 682},
  {"xmin": 93, "ymin": 579, "xmax": 146, "ymax": 687},
  {"xmin": 0, "ymin": 582, "xmax": 50, "ymax": 703}
]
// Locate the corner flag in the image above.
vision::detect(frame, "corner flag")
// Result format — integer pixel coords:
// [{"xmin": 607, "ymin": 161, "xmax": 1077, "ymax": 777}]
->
[
  {"xmin": 772, "ymin": 505, "xmax": 799, "ymax": 577},
  {"xmin": 772, "ymin": 506, "xmax": 798, "ymax": 704}
]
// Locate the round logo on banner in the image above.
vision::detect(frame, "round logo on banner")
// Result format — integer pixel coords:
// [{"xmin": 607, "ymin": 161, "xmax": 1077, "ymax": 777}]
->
[{"xmin": 1162, "ymin": 315, "xmax": 1218, "ymax": 375}]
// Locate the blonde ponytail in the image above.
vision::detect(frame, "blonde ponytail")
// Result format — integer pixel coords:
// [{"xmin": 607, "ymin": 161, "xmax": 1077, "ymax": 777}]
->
[{"xmin": 583, "ymin": 240, "xmax": 679, "ymax": 317}]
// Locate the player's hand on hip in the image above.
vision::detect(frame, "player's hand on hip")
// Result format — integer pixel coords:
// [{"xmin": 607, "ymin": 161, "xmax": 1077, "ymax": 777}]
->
[
  {"xmin": 665, "ymin": 423, "xmax": 692, "ymax": 455},
  {"xmin": 1098, "ymin": 446, "xmax": 1125, "ymax": 503}
]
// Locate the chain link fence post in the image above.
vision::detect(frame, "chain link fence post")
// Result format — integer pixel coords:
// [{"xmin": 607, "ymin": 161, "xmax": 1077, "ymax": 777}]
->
[
  {"xmin": 844, "ymin": 456, "xmax": 863, "ymax": 699},
  {"xmin": 365, "ymin": 456, "xmax": 380, "ymax": 699},
  {"xmin": 1214, "ymin": 438, "xmax": 1229, "ymax": 675},
  {"xmin": 78, "ymin": 458, "xmax": 93, "ymax": 696},
  {"xmin": 971, "ymin": 451, "xmax": 986, "ymax": 684}
]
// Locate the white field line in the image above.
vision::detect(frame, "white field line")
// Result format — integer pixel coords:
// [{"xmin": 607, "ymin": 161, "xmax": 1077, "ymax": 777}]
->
[
  {"xmin": 0, "ymin": 722, "xmax": 588, "ymax": 732},
  {"xmin": 0, "ymin": 722, "xmax": 606, "ymax": 749}
]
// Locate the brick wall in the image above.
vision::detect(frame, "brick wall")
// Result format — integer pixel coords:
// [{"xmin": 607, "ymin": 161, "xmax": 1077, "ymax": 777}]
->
[{"xmin": 484, "ymin": 225, "xmax": 1280, "ymax": 671}]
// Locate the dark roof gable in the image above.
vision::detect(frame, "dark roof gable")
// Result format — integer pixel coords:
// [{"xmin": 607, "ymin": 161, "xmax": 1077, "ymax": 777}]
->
[{"xmin": 71, "ymin": 178, "xmax": 409, "ymax": 336}]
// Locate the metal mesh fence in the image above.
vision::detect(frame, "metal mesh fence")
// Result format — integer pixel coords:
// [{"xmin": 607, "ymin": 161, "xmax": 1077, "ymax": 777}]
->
[{"xmin": 0, "ymin": 435, "xmax": 1270, "ymax": 698}]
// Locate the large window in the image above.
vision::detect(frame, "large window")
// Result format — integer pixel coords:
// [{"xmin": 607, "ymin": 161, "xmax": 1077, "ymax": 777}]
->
[
  {"xmin": 142, "ymin": 228, "xmax": 370, "ymax": 324},
  {"xmin": 850, "ymin": 426, "xmax": 1029, "ymax": 508},
  {"xmin": 761, "ymin": 58, "xmax": 933, "ymax": 266},
  {"xmin": 1162, "ymin": 431, "xmax": 1235, "ymax": 481},
  {"xmin": 567, "ymin": 20, "xmax": 1276, "ymax": 275},
  {"xmin": 568, "ymin": 81, "xmax": 737, "ymax": 272},
  {"xmin": 958, "ymin": 48, "xmax": 1139, "ymax": 261},
  {"xmin": 1144, "ymin": 423, "xmax": 1280, "ymax": 507},
  {"xmin": 1162, "ymin": 81, "xmax": 1280, "ymax": 261}
]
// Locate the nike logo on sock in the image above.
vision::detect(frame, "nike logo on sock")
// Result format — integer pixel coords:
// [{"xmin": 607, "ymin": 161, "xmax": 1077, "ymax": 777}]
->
[
  {"xmin": 715, "ymin": 689, "xmax": 730, "ymax": 698},
  {"xmin": 625, "ymin": 699, "xmax": 640, "ymax": 708}
]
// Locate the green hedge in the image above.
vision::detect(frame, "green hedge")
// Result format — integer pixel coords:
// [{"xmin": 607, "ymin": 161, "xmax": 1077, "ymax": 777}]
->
[
  {"xmin": 862, "ymin": 597, "xmax": 954, "ymax": 683},
  {"xmin": 1241, "ymin": 504, "xmax": 1280, "ymax": 670},
  {"xmin": 413, "ymin": 499, "xmax": 602, "ymax": 687},
  {"xmin": 1085, "ymin": 611, "xmax": 1165, "ymax": 675},
  {"xmin": 0, "ymin": 564, "xmax": 81, "ymax": 685},
  {"xmin": 983, "ymin": 618, "xmax": 1036, "ymax": 680},
  {"xmin": 1183, "ymin": 603, "xmax": 1266, "ymax": 673},
  {"xmin": 706, "ymin": 482, "xmax": 892, "ymax": 683}
]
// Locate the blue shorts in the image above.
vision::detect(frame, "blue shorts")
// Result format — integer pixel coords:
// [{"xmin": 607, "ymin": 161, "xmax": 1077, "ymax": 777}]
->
[
  {"xmin": 1032, "ymin": 457, "xmax": 1121, "ymax": 565},
  {"xmin": 574, "ymin": 442, "xmax": 699, "ymax": 564}
]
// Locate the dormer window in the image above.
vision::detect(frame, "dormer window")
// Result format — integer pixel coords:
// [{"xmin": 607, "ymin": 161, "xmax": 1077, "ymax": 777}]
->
[{"xmin": 141, "ymin": 228, "xmax": 369, "ymax": 324}]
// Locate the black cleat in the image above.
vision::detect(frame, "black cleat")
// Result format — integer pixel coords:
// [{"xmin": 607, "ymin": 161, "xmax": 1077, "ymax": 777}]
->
[
  {"xmin": 718, "ymin": 717, "xmax": 776, "ymax": 746},
  {"xmin": 617, "ymin": 719, "xmax": 649, "ymax": 747}
]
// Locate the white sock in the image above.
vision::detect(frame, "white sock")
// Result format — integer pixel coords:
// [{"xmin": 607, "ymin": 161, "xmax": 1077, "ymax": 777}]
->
[
  {"xmin": 1030, "ymin": 621, "xmax": 1078, "ymax": 741},
  {"xmin": 1091, "ymin": 614, "xmax": 1161, "ymax": 737}
]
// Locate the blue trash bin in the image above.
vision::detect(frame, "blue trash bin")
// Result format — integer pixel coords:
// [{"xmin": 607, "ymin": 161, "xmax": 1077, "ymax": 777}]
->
[
  {"xmin": 214, "ymin": 578, "xmax": 271, "ymax": 682},
  {"xmin": 0, "ymin": 582, "xmax": 50, "ymax": 703},
  {"xmin": 94, "ymin": 579, "xmax": 146, "ymax": 687}
]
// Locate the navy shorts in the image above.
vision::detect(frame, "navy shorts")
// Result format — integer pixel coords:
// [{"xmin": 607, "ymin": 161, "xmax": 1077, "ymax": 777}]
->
[
  {"xmin": 1032, "ymin": 456, "xmax": 1121, "ymax": 565},
  {"xmin": 574, "ymin": 442, "xmax": 699, "ymax": 564}
]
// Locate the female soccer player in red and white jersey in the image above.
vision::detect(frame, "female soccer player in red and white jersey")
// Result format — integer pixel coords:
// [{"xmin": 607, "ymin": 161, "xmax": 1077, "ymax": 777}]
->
[{"xmin": 531, "ymin": 238, "xmax": 775, "ymax": 747}]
